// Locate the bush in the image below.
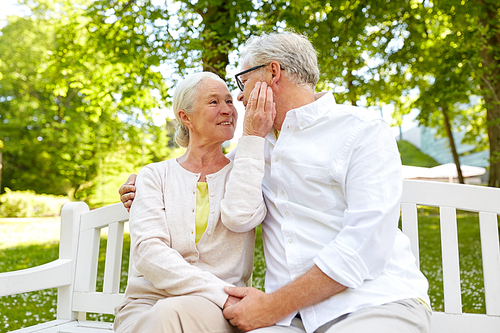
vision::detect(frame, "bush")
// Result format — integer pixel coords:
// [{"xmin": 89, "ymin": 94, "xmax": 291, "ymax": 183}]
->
[{"xmin": 0, "ymin": 188, "xmax": 70, "ymax": 218}]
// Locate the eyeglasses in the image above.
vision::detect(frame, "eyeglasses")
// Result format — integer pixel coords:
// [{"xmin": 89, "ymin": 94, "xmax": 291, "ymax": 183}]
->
[{"xmin": 234, "ymin": 64, "xmax": 266, "ymax": 91}]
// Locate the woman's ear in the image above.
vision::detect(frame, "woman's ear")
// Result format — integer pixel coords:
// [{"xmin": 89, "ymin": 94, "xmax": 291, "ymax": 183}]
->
[{"xmin": 178, "ymin": 109, "xmax": 193, "ymax": 130}]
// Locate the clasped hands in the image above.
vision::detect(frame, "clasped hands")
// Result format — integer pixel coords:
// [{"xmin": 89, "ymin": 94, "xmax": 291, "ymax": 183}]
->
[{"xmin": 223, "ymin": 286, "xmax": 284, "ymax": 332}]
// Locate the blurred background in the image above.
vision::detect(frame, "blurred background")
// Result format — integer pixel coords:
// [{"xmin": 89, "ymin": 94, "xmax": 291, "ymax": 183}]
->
[{"xmin": 0, "ymin": 0, "xmax": 499, "ymax": 209}]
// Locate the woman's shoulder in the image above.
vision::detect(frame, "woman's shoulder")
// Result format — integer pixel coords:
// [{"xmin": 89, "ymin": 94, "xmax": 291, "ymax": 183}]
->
[{"xmin": 137, "ymin": 160, "xmax": 174, "ymax": 179}]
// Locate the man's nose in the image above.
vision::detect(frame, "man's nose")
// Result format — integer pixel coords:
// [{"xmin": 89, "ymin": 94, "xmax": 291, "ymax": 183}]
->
[{"xmin": 237, "ymin": 91, "xmax": 244, "ymax": 102}]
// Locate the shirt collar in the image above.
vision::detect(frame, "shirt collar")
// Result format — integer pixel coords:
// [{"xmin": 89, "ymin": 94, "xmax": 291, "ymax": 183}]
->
[
  {"xmin": 288, "ymin": 91, "xmax": 336, "ymax": 130},
  {"xmin": 265, "ymin": 91, "xmax": 336, "ymax": 142}
]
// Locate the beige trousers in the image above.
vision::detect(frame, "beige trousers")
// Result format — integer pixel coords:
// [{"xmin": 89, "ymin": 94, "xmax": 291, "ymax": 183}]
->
[
  {"xmin": 114, "ymin": 295, "xmax": 240, "ymax": 333},
  {"xmin": 250, "ymin": 298, "xmax": 431, "ymax": 333}
]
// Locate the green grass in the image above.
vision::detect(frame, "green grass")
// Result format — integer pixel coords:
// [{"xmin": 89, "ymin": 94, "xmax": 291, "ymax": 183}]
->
[
  {"xmin": 1, "ymin": 213, "xmax": 498, "ymax": 332},
  {"xmin": 397, "ymin": 140, "xmax": 440, "ymax": 167}
]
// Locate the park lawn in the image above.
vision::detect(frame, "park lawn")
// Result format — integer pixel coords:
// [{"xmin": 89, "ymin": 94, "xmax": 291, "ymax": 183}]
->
[{"xmin": 0, "ymin": 212, "xmax": 495, "ymax": 332}]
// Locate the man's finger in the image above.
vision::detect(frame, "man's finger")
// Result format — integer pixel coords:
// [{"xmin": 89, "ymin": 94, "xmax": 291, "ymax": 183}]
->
[
  {"xmin": 121, "ymin": 192, "xmax": 135, "ymax": 204},
  {"xmin": 224, "ymin": 286, "xmax": 249, "ymax": 298},
  {"xmin": 248, "ymin": 81, "xmax": 262, "ymax": 111},
  {"xmin": 119, "ymin": 185, "xmax": 135, "ymax": 198},
  {"xmin": 265, "ymin": 86, "xmax": 274, "ymax": 118},
  {"xmin": 256, "ymin": 82, "xmax": 268, "ymax": 112},
  {"xmin": 126, "ymin": 174, "xmax": 137, "ymax": 185}
]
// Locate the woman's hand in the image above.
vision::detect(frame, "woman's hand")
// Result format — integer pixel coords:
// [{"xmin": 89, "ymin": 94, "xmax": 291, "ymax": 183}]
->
[{"xmin": 243, "ymin": 82, "xmax": 276, "ymax": 137}]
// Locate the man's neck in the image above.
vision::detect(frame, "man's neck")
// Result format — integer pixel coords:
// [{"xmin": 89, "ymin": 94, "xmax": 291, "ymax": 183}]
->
[{"xmin": 274, "ymin": 84, "xmax": 316, "ymax": 131}]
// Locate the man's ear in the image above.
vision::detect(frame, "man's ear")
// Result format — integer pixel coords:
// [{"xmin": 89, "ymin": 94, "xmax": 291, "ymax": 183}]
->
[
  {"xmin": 268, "ymin": 61, "xmax": 283, "ymax": 87},
  {"xmin": 178, "ymin": 109, "xmax": 194, "ymax": 130}
]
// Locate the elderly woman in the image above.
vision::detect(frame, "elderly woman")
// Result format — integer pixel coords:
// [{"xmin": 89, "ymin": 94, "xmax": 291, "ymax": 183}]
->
[{"xmin": 114, "ymin": 72, "xmax": 270, "ymax": 333}]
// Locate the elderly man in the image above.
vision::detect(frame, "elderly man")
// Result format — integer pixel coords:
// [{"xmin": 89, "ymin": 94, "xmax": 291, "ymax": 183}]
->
[{"xmin": 120, "ymin": 32, "xmax": 431, "ymax": 333}]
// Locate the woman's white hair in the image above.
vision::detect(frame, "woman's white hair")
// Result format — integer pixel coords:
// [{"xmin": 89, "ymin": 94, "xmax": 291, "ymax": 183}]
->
[
  {"xmin": 240, "ymin": 32, "xmax": 319, "ymax": 90},
  {"xmin": 173, "ymin": 72, "xmax": 226, "ymax": 148}
]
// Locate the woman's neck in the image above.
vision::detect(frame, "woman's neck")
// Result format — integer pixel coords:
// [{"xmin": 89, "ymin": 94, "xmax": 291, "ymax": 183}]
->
[{"xmin": 177, "ymin": 143, "xmax": 229, "ymax": 182}]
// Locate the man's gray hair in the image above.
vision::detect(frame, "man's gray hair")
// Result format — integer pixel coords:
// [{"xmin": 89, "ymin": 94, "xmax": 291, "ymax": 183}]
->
[
  {"xmin": 173, "ymin": 72, "xmax": 226, "ymax": 148},
  {"xmin": 240, "ymin": 32, "xmax": 319, "ymax": 90}
]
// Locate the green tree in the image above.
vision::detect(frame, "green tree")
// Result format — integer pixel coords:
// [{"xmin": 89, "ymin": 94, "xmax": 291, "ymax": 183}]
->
[
  {"xmin": 87, "ymin": 0, "xmax": 258, "ymax": 81},
  {"xmin": 381, "ymin": 0, "xmax": 499, "ymax": 186},
  {"xmin": 0, "ymin": 0, "xmax": 171, "ymax": 199}
]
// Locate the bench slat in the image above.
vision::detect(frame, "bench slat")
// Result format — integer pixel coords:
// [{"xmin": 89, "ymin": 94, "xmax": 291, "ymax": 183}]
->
[
  {"xmin": 80, "ymin": 203, "xmax": 129, "ymax": 232},
  {"xmin": 403, "ymin": 180, "xmax": 500, "ymax": 214},
  {"xmin": 74, "ymin": 228, "xmax": 100, "ymax": 293},
  {"xmin": 440, "ymin": 206, "xmax": 462, "ymax": 314},
  {"xmin": 479, "ymin": 211, "xmax": 500, "ymax": 316},
  {"xmin": 431, "ymin": 312, "xmax": 500, "ymax": 333},
  {"xmin": 72, "ymin": 291, "xmax": 124, "ymax": 315},
  {"xmin": 401, "ymin": 202, "xmax": 420, "ymax": 266},
  {"xmin": 103, "ymin": 221, "xmax": 125, "ymax": 294}
]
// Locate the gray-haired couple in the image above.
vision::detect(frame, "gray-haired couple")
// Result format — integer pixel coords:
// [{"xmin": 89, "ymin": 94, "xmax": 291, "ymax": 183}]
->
[{"xmin": 114, "ymin": 31, "xmax": 431, "ymax": 333}]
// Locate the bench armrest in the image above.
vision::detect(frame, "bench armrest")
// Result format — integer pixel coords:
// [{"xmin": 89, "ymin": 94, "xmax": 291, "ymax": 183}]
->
[{"xmin": 0, "ymin": 258, "xmax": 72, "ymax": 296}]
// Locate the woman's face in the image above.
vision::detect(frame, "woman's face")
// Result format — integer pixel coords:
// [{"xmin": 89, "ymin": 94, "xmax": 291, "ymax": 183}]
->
[{"xmin": 186, "ymin": 79, "xmax": 238, "ymax": 145}]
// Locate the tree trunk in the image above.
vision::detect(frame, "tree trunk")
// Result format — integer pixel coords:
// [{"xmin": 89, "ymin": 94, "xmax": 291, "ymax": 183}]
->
[
  {"xmin": 0, "ymin": 147, "xmax": 2, "ymax": 194},
  {"xmin": 479, "ymin": 39, "xmax": 500, "ymax": 187},
  {"xmin": 347, "ymin": 69, "xmax": 357, "ymax": 106},
  {"xmin": 485, "ymin": 97, "xmax": 500, "ymax": 187},
  {"xmin": 199, "ymin": 5, "xmax": 231, "ymax": 79},
  {"xmin": 479, "ymin": 1, "xmax": 500, "ymax": 187},
  {"xmin": 441, "ymin": 105, "xmax": 465, "ymax": 184}
]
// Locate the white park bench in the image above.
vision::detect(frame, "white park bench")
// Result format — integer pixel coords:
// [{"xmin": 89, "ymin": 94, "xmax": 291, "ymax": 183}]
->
[{"xmin": 0, "ymin": 179, "xmax": 499, "ymax": 332}]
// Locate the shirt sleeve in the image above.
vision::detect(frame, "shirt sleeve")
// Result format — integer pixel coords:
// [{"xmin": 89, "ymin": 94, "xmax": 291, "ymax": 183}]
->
[
  {"xmin": 220, "ymin": 135, "xmax": 267, "ymax": 232},
  {"xmin": 129, "ymin": 164, "xmax": 232, "ymax": 308},
  {"xmin": 313, "ymin": 119, "xmax": 403, "ymax": 289}
]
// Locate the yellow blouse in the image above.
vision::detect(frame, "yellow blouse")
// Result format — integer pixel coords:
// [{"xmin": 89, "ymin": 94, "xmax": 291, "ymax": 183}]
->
[{"xmin": 195, "ymin": 182, "xmax": 209, "ymax": 243}]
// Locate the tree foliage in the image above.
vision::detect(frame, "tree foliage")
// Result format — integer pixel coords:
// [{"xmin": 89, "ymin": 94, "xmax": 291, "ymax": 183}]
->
[
  {"xmin": 1, "ymin": 0, "xmax": 499, "ymax": 191},
  {"xmin": 372, "ymin": 0, "xmax": 499, "ymax": 185},
  {"xmin": 0, "ymin": 0, "xmax": 171, "ymax": 199}
]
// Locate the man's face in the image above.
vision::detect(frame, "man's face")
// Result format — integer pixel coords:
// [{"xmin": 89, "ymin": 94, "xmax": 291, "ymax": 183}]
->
[{"xmin": 236, "ymin": 61, "xmax": 266, "ymax": 107}]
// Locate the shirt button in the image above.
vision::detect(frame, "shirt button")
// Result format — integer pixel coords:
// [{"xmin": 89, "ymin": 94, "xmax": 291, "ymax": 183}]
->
[
  {"xmin": 210, "ymin": 193, "xmax": 215, "ymax": 197},
  {"xmin": 193, "ymin": 191, "xmax": 196, "ymax": 195},
  {"xmin": 274, "ymin": 157, "xmax": 278, "ymax": 162},
  {"xmin": 192, "ymin": 209, "xmax": 195, "ymax": 213},
  {"xmin": 288, "ymin": 238, "xmax": 293, "ymax": 243},
  {"xmin": 208, "ymin": 231, "xmax": 212, "ymax": 236},
  {"xmin": 285, "ymin": 211, "xmax": 290, "ymax": 216},
  {"xmin": 280, "ymin": 191, "xmax": 285, "ymax": 195},
  {"xmin": 210, "ymin": 210, "xmax": 215, "ymax": 214},
  {"xmin": 301, "ymin": 121, "xmax": 305, "ymax": 126}
]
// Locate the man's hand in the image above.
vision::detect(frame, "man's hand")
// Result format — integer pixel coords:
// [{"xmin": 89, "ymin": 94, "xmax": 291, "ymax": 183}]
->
[
  {"xmin": 223, "ymin": 287, "xmax": 284, "ymax": 332},
  {"xmin": 223, "ymin": 295, "xmax": 241, "ymax": 309},
  {"xmin": 119, "ymin": 174, "xmax": 137, "ymax": 212},
  {"xmin": 224, "ymin": 266, "xmax": 348, "ymax": 332},
  {"xmin": 243, "ymin": 82, "xmax": 276, "ymax": 137}
]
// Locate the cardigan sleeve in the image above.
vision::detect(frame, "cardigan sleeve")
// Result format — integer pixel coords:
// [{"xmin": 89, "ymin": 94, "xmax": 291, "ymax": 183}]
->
[
  {"xmin": 220, "ymin": 136, "xmax": 267, "ymax": 232},
  {"xmin": 129, "ymin": 163, "xmax": 232, "ymax": 308}
]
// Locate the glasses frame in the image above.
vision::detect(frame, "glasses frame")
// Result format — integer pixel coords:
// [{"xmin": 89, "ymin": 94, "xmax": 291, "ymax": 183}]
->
[{"xmin": 234, "ymin": 64, "xmax": 266, "ymax": 91}]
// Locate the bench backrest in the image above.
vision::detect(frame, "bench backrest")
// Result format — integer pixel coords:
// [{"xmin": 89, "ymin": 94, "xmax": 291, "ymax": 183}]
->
[
  {"xmin": 63, "ymin": 202, "xmax": 130, "ymax": 320},
  {"xmin": 401, "ymin": 180, "xmax": 500, "ymax": 332},
  {"xmin": 64, "ymin": 180, "xmax": 500, "ymax": 329}
]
